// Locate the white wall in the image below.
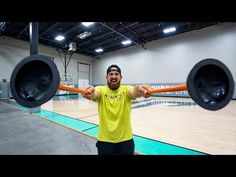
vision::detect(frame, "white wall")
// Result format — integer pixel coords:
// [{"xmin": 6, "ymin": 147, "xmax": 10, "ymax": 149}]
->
[
  {"xmin": 92, "ymin": 23, "xmax": 236, "ymax": 98},
  {"xmin": 0, "ymin": 36, "xmax": 93, "ymax": 84},
  {"xmin": 1, "ymin": 23, "xmax": 236, "ymax": 98},
  {"xmin": 92, "ymin": 22, "xmax": 236, "ymax": 85}
]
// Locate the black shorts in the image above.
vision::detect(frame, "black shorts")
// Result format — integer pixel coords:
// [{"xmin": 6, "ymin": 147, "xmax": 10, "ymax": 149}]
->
[{"xmin": 96, "ymin": 139, "xmax": 135, "ymax": 155}]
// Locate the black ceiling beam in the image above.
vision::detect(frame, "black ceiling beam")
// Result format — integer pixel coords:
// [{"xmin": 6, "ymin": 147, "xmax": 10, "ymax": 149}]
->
[
  {"xmin": 0, "ymin": 22, "xmax": 7, "ymax": 31},
  {"xmin": 17, "ymin": 24, "xmax": 29, "ymax": 38},
  {"xmin": 139, "ymin": 23, "xmax": 184, "ymax": 38},
  {"xmin": 71, "ymin": 25, "xmax": 104, "ymax": 42},
  {"xmin": 56, "ymin": 41, "xmax": 96, "ymax": 58},
  {"xmin": 39, "ymin": 29, "xmax": 99, "ymax": 54},
  {"xmin": 57, "ymin": 22, "xmax": 102, "ymax": 50},
  {"xmin": 131, "ymin": 23, "xmax": 163, "ymax": 35},
  {"xmin": 76, "ymin": 47, "xmax": 95, "ymax": 54},
  {"xmin": 39, "ymin": 36, "xmax": 59, "ymax": 43},
  {"xmin": 78, "ymin": 49, "xmax": 101, "ymax": 59},
  {"xmin": 75, "ymin": 26, "xmax": 112, "ymax": 47},
  {"xmin": 39, "ymin": 22, "xmax": 59, "ymax": 36},
  {"xmin": 81, "ymin": 33, "xmax": 122, "ymax": 50},
  {"xmin": 76, "ymin": 22, "xmax": 140, "ymax": 48},
  {"xmin": 119, "ymin": 22, "xmax": 146, "ymax": 44},
  {"xmin": 38, "ymin": 36, "xmax": 70, "ymax": 51},
  {"xmin": 98, "ymin": 22, "xmax": 139, "ymax": 45},
  {"xmin": 63, "ymin": 22, "xmax": 81, "ymax": 35},
  {"xmin": 93, "ymin": 42, "xmax": 135, "ymax": 57},
  {"xmin": 80, "ymin": 22, "xmax": 145, "ymax": 53},
  {"xmin": 40, "ymin": 22, "xmax": 99, "ymax": 49},
  {"xmin": 104, "ymin": 40, "xmax": 134, "ymax": 50},
  {"xmin": 187, "ymin": 22, "xmax": 192, "ymax": 31},
  {"xmin": 94, "ymin": 22, "xmax": 140, "ymax": 41}
]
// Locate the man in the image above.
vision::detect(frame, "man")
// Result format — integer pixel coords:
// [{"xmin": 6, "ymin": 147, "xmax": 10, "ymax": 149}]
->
[{"xmin": 82, "ymin": 64, "xmax": 151, "ymax": 155}]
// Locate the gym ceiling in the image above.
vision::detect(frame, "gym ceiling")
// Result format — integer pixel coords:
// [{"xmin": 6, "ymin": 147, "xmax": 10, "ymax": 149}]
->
[{"xmin": 0, "ymin": 22, "xmax": 219, "ymax": 58}]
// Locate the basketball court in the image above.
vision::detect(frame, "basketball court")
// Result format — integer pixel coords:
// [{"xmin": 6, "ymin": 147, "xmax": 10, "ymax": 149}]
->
[{"xmin": 1, "ymin": 22, "xmax": 236, "ymax": 155}]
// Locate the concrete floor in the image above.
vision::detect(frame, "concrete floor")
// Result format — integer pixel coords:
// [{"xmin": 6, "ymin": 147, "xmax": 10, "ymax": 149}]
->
[{"xmin": 0, "ymin": 101, "xmax": 97, "ymax": 155}]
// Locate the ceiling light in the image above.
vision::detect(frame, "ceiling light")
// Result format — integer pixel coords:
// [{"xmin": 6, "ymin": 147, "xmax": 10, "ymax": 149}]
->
[
  {"xmin": 122, "ymin": 40, "xmax": 132, "ymax": 45},
  {"xmin": 163, "ymin": 27, "xmax": 176, "ymax": 33},
  {"xmin": 95, "ymin": 48, "xmax": 103, "ymax": 53},
  {"xmin": 55, "ymin": 35, "xmax": 65, "ymax": 41},
  {"xmin": 77, "ymin": 31, "xmax": 92, "ymax": 39},
  {"xmin": 82, "ymin": 22, "xmax": 95, "ymax": 27}
]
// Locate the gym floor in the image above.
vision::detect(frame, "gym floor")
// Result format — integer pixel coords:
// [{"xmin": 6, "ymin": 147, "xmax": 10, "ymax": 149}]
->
[{"xmin": 1, "ymin": 95, "xmax": 235, "ymax": 155}]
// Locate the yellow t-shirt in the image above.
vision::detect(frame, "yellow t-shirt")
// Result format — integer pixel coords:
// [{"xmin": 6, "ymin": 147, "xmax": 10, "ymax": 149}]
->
[{"xmin": 94, "ymin": 85, "xmax": 135, "ymax": 143}]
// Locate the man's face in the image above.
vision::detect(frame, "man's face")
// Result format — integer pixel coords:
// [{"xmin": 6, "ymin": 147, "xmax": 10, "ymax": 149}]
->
[{"xmin": 106, "ymin": 69, "xmax": 122, "ymax": 90}]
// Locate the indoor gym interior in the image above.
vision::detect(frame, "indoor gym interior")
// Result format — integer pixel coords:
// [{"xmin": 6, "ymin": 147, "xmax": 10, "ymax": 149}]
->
[{"xmin": 0, "ymin": 22, "xmax": 235, "ymax": 155}]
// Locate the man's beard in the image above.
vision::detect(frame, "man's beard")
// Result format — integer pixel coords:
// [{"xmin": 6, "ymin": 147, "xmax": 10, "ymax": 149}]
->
[{"xmin": 107, "ymin": 80, "xmax": 121, "ymax": 90}]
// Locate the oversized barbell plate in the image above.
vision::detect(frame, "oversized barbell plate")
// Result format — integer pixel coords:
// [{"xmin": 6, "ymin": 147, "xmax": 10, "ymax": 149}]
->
[
  {"xmin": 187, "ymin": 59, "xmax": 234, "ymax": 111},
  {"xmin": 10, "ymin": 55, "xmax": 60, "ymax": 108}
]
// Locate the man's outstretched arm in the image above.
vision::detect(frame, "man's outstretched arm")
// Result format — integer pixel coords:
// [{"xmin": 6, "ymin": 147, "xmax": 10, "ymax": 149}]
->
[
  {"xmin": 81, "ymin": 85, "xmax": 100, "ymax": 101},
  {"xmin": 128, "ymin": 85, "xmax": 151, "ymax": 99}
]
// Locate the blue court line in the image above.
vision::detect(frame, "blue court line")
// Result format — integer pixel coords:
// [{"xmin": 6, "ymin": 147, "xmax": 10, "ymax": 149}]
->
[
  {"xmin": 35, "ymin": 110, "xmax": 98, "ymax": 132},
  {"xmin": 133, "ymin": 135, "xmax": 207, "ymax": 155},
  {"xmin": 9, "ymin": 101, "xmax": 207, "ymax": 155}
]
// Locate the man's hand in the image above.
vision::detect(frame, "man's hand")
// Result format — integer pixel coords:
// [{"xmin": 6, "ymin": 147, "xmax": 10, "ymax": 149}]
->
[
  {"xmin": 82, "ymin": 85, "xmax": 95, "ymax": 100},
  {"xmin": 128, "ymin": 85, "xmax": 151, "ymax": 99},
  {"xmin": 137, "ymin": 85, "xmax": 151, "ymax": 98}
]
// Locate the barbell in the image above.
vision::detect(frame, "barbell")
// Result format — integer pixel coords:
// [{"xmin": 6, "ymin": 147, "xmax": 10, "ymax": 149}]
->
[{"xmin": 10, "ymin": 55, "xmax": 235, "ymax": 111}]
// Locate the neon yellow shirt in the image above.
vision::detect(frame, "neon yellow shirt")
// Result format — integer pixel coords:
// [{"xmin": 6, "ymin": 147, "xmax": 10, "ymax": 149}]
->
[{"xmin": 94, "ymin": 85, "xmax": 135, "ymax": 143}]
